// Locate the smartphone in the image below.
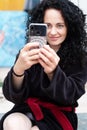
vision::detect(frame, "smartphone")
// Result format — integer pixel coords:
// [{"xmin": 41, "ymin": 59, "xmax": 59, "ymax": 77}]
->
[{"xmin": 29, "ymin": 23, "xmax": 47, "ymax": 48}]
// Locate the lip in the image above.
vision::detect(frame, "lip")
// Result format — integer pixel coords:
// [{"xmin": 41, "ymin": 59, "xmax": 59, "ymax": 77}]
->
[{"xmin": 50, "ymin": 37, "xmax": 59, "ymax": 41}]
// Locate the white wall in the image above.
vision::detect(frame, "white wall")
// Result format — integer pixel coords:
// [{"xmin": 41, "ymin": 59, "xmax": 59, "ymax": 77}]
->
[
  {"xmin": 79, "ymin": 0, "xmax": 87, "ymax": 14},
  {"xmin": 70, "ymin": 0, "xmax": 87, "ymax": 14},
  {"xmin": 0, "ymin": 68, "xmax": 10, "ymax": 82}
]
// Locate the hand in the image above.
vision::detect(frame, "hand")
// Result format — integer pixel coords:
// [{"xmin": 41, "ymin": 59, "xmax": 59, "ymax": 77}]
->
[
  {"xmin": 38, "ymin": 45, "xmax": 60, "ymax": 77},
  {"xmin": 14, "ymin": 42, "xmax": 40, "ymax": 74}
]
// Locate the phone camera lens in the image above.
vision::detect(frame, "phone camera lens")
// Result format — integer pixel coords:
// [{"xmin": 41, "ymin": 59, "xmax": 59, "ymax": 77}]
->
[{"xmin": 36, "ymin": 31, "xmax": 40, "ymax": 35}]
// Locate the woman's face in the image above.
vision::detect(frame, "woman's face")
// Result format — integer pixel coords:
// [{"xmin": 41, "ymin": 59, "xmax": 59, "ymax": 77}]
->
[{"xmin": 44, "ymin": 9, "xmax": 67, "ymax": 51}]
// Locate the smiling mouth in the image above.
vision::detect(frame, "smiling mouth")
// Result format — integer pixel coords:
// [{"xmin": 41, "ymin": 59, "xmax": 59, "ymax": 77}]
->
[{"xmin": 50, "ymin": 37, "xmax": 59, "ymax": 41}]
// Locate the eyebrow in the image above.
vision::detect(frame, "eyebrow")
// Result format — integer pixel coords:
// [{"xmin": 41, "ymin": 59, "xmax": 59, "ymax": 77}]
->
[{"xmin": 45, "ymin": 22, "xmax": 65, "ymax": 25}]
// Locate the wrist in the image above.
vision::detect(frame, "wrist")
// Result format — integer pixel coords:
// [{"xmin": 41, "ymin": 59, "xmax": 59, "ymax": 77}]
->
[
  {"xmin": 47, "ymin": 72, "xmax": 53, "ymax": 80},
  {"xmin": 12, "ymin": 67, "xmax": 24, "ymax": 77}
]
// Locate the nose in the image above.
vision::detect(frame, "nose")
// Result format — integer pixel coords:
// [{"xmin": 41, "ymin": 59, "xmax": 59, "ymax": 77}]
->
[{"xmin": 50, "ymin": 27, "xmax": 57, "ymax": 35}]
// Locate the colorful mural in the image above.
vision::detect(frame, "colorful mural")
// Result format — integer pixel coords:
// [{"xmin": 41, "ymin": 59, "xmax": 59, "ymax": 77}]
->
[
  {"xmin": 0, "ymin": 0, "xmax": 41, "ymax": 67},
  {"xmin": 0, "ymin": 0, "xmax": 25, "ymax": 10},
  {"xmin": 0, "ymin": 11, "xmax": 28, "ymax": 67}
]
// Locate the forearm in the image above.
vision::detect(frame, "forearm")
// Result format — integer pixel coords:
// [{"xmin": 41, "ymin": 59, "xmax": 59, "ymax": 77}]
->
[
  {"xmin": 3, "ymin": 68, "xmax": 28, "ymax": 104},
  {"xmin": 12, "ymin": 66, "xmax": 25, "ymax": 90}
]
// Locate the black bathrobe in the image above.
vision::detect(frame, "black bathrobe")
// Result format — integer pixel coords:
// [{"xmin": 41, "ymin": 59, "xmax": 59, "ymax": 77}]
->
[{"xmin": 0, "ymin": 61, "xmax": 87, "ymax": 130}]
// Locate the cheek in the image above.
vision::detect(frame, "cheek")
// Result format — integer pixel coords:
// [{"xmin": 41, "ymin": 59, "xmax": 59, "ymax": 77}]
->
[
  {"xmin": 46, "ymin": 35, "xmax": 50, "ymax": 44},
  {"xmin": 46, "ymin": 30, "xmax": 51, "ymax": 38},
  {"xmin": 46, "ymin": 30, "xmax": 50, "ymax": 39},
  {"xmin": 62, "ymin": 29, "xmax": 67, "ymax": 38}
]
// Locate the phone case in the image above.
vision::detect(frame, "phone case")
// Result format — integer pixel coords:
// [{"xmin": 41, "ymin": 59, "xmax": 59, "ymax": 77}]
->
[{"xmin": 29, "ymin": 23, "xmax": 47, "ymax": 47}]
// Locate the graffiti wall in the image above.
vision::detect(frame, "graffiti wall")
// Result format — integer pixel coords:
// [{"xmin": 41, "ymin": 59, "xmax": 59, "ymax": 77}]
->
[
  {"xmin": 0, "ymin": 0, "xmax": 28, "ymax": 67},
  {"xmin": 0, "ymin": 0, "xmax": 41, "ymax": 67},
  {"xmin": 0, "ymin": 0, "xmax": 25, "ymax": 10},
  {"xmin": 0, "ymin": 11, "xmax": 28, "ymax": 67}
]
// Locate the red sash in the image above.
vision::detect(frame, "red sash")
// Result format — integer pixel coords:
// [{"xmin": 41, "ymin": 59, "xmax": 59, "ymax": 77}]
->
[{"xmin": 26, "ymin": 98, "xmax": 74, "ymax": 130}]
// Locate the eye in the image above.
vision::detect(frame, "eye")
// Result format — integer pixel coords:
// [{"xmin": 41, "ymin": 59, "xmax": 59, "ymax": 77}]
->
[
  {"xmin": 47, "ymin": 23, "xmax": 52, "ymax": 29},
  {"xmin": 57, "ymin": 24, "xmax": 65, "ymax": 29}
]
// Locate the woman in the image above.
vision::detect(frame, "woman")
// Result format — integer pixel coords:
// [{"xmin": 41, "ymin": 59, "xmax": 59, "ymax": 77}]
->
[{"xmin": 0, "ymin": 0, "xmax": 87, "ymax": 130}]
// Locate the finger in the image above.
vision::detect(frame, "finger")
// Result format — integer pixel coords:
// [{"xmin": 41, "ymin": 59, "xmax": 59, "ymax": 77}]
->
[
  {"xmin": 39, "ymin": 48, "xmax": 60, "ymax": 70},
  {"xmin": 39, "ymin": 51, "xmax": 50, "ymax": 65},
  {"xmin": 40, "ymin": 46, "xmax": 59, "ymax": 63},
  {"xmin": 30, "ymin": 60, "xmax": 39, "ymax": 66},
  {"xmin": 28, "ymin": 48, "xmax": 40, "ymax": 57},
  {"xmin": 39, "ymin": 47, "xmax": 55, "ymax": 63},
  {"xmin": 43, "ymin": 45, "xmax": 56, "ymax": 55},
  {"xmin": 38, "ymin": 58, "xmax": 48, "ymax": 69},
  {"xmin": 22, "ymin": 42, "xmax": 39, "ymax": 51},
  {"xmin": 38, "ymin": 58, "xmax": 53, "ymax": 74},
  {"xmin": 28, "ymin": 54, "xmax": 40, "ymax": 61}
]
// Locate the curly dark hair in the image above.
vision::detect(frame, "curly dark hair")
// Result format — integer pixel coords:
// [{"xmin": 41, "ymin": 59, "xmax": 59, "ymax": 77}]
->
[{"xmin": 26, "ymin": 0, "xmax": 87, "ymax": 69}]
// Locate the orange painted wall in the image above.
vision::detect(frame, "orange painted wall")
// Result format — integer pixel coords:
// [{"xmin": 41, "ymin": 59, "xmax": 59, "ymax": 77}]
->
[{"xmin": 0, "ymin": 0, "xmax": 25, "ymax": 10}]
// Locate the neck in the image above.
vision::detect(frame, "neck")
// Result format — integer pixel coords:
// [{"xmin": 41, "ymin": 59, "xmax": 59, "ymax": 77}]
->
[{"xmin": 50, "ymin": 45, "xmax": 61, "ymax": 52}]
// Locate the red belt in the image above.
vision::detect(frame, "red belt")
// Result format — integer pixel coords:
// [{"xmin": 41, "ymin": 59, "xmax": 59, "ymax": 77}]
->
[{"xmin": 26, "ymin": 98, "xmax": 74, "ymax": 130}]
